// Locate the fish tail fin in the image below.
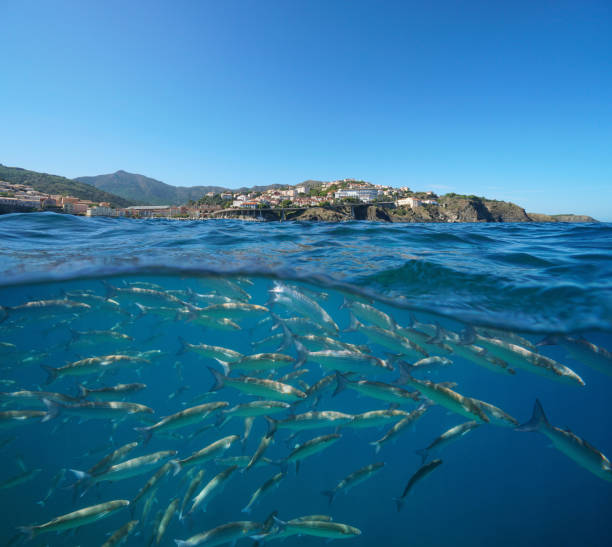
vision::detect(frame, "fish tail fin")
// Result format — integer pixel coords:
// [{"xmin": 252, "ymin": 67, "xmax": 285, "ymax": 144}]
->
[
  {"xmin": 293, "ymin": 339, "xmax": 308, "ymax": 369},
  {"xmin": 170, "ymin": 460, "xmax": 182, "ymax": 476},
  {"xmin": 393, "ymin": 497, "xmax": 405, "ymax": 512},
  {"xmin": 394, "ymin": 361, "xmax": 414, "ymax": 385},
  {"xmin": 415, "ymin": 449, "xmax": 429, "ymax": 464},
  {"xmin": 460, "ymin": 325, "xmax": 477, "ymax": 345},
  {"xmin": 40, "ymin": 365, "xmax": 58, "ymax": 385},
  {"xmin": 41, "ymin": 398, "xmax": 60, "ymax": 422},
  {"xmin": 18, "ymin": 526, "xmax": 35, "ymax": 541},
  {"xmin": 208, "ymin": 366, "xmax": 225, "ymax": 391},
  {"xmin": 332, "ymin": 372, "xmax": 350, "ymax": 397},
  {"xmin": 321, "ymin": 490, "xmax": 335, "ymax": 505},
  {"xmin": 241, "ymin": 505, "xmax": 251, "ymax": 514},
  {"xmin": 262, "ymin": 510, "xmax": 278, "ymax": 532},
  {"xmin": 134, "ymin": 302, "xmax": 147, "ymax": 319},
  {"xmin": 69, "ymin": 468, "xmax": 91, "ymax": 480},
  {"xmin": 342, "ymin": 311, "xmax": 361, "ymax": 333},
  {"xmin": 426, "ymin": 323, "xmax": 446, "ymax": 344},
  {"xmin": 77, "ymin": 384, "xmax": 88, "ymax": 398},
  {"xmin": 272, "ymin": 516, "xmax": 287, "ymax": 531},
  {"xmin": 215, "ymin": 360, "xmax": 231, "ymax": 376},
  {"xmin": 370, "ymin": 441, "xmax": 381, "ymax": 454},
  {"xmin": 134, "ymin": 426, "xmax": 153, "ymax": 444},
  {"xmin": 278, "ymin": 325, "xmax": 293, "ymax": 352},
  {"xmin": 265, "ymin": 416, "xmax": 278, "ymax": 436},
  {"xmin": 536, "ymin": 335, "xmax": 560, "ymax": 347},
  {"xmin": 102, "ymin": 280, "xmax": 116, "ymax": 298},
  {"xmin": 339, "ymin": 297, "xmax": 350, "ymax": 311},
  {"xmin": 516, "ymin": 399, "xmax": 549, "ymax": 432}
]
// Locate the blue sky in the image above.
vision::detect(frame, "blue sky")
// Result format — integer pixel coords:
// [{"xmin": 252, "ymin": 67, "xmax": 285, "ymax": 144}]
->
[{"xmin": 1, "ymin": 1, "xmax": 610, "ymax": 219}]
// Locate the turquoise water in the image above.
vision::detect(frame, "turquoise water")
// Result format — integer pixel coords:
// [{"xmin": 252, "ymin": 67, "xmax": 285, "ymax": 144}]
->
[{"xmin": 0, "ymin": 213, "xmax": 611, "ymax": 546}]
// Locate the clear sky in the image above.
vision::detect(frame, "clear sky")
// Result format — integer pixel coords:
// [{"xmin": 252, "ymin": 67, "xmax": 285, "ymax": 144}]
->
[{"xmin": 1, "ymin": 1, "xmax": 610, "ymax": 219}]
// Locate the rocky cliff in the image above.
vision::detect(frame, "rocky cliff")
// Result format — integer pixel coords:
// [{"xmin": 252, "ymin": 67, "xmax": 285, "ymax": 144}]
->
[{"xmin": 208, "ymin": 198, "xmax": 596, "ymax": 223}]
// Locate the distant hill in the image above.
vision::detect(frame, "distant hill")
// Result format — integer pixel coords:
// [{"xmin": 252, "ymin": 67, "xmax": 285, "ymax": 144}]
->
[
  {"xmin": 75, "ymin": 171, "xmax": 228, "ymax": 206},
  {"xmin": 527, "ymin": 213, "xmax": 597, "ymax": 222},
  {"xmin": 0, "ymin": 164, "xmax": 134, "ymax": 208},
  {"xmin": 76, "ymin": 171, "xmax": 317, "ymax": 205}
]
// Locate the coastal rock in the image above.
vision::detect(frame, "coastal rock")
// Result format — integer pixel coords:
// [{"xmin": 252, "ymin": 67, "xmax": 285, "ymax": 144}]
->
[
  {"xmin": 527, "ymin": 213, "xmax": 598, "ymax": 222},
  {"xmin": 482, "ymin": 200, "xmax": 531, "ymax": 222},
  {"xmin": 292, "ymin": 207, "xmax": 350, "ymax": 222}
]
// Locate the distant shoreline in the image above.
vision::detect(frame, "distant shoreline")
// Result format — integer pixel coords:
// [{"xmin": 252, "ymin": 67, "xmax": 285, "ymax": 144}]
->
[{"xmin": 0, "ymin": 204, "xmax": 596, "ymax": 223}]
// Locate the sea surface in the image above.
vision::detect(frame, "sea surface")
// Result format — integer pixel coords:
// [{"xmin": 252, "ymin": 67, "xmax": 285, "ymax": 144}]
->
[{"xmin": 0, "ymin": 212, "xmax": 611, "ymax": 547}]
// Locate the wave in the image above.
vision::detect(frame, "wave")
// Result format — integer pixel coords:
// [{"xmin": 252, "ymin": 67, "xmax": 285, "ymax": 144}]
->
[{"xmin": 0, "ymin": 213, "xmax": 610, "ymax": 333}]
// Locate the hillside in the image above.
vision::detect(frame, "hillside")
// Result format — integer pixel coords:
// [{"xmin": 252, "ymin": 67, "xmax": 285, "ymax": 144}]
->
[
  {"xmin": 76, "ymin": 170, "xmax": 290, "ymax": 206},
  {"xmin": 0, "ymin": 164, "xmax": 134, "ymax": 208}
]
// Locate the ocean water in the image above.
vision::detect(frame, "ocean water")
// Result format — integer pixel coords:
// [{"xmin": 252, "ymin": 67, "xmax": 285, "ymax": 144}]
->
[{"xmin": 0, "ymin": 212, "xmax": 611, "ymax": 547}]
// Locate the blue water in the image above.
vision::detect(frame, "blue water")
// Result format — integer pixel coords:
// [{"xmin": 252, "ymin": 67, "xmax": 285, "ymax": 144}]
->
[{"xmin": 0, "ymin": 213, "xmax": 611, "ymax": 546}]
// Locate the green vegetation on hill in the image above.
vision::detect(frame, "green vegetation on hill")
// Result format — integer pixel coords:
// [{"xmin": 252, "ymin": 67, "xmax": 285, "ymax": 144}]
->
[
  {"xmin": 0, "ymin": 164, "xmax": 133, "ymax": 208},
  {"xmin": 76, "ymin": 170, "xmax": 289, "ymax": 206},
  {"xmin": 76, "ymin": 170, "xmax": 227, "ymax": 206}
]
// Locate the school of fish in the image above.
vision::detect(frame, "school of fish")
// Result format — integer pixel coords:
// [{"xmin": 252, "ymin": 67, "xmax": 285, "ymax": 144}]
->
[{"xmin": 1, "ymin": 275, "xmax": 611, "ymax": 546}]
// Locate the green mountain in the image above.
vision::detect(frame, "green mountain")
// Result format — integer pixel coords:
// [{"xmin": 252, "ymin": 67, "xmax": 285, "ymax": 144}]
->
[
  {"xmin": 0, "ymin": 164, "xmax": 134, "ymax": 208},
  {"xmin": 75, "ymin": 171, "xmax": 227, "ymax": 206},
  {"xmin": 76, "ymin": 170, "xmax": 305, "ymax": 205}
]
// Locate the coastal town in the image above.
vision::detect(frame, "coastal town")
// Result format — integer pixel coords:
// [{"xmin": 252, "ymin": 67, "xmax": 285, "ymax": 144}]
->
[{"xmin": 0, "ymin": 178, "xmax": 438, "ymax": 218}]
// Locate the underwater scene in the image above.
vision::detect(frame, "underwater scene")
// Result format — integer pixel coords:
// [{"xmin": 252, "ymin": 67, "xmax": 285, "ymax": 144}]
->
[{"xmin": 0, "ymin": 214, "xmax": 611, "ymax": 546}]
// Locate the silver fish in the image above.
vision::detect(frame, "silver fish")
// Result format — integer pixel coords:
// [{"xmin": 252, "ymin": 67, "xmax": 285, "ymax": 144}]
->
[
  {"xmin": 269, "ymin": 283, "xmax": 338, "ymax": 333},
  {"xmin": 186, "ymin": 465, "xmax": 239, "ymax": 515},
  {"xmin": 394, "ymin": 459, "xmax": 443, "ymax": 511},
  {"xmin": 517, "ymin": 399, "xmax": 612, "ymax": 482},
  {"xmin": 539, "ymin": 335, "xmax": 612, "ymax": 378},
  {"xmin": 242, "ymin": 472, "xmax": 286, "ymax": 513},
  {"xmin": 101, "ymin": 519, "xmax": 139, "ymax": 547},
  {"xmin": 416, "ymin": 421, "xmax": 480, "ymax": 463},
  {"xmin": 175, "ymin": 520, "xmax": 263, "ymax": 547},
  {"xmin": 321, "ymin": 462, "xmax": 385, "ymax": 504},
  {"xmin": 370, "ymin": 403, "xmax": 430, "ymax": 453},
  {"xmin": 171, "ymin": 435, "xmax": 240, "ymax": 475},
  {"xmin": 267, "ymin": 411, "xmax": 354, "ymax": 431},
  {"xmin": 135, "ymin": 401, "xmax": 228, "ymax": 442},
  {"xmin": 285, "ymin": 433, "xmax": 341, "ymax": 473},
  {"xmin": 42, "ymin": 354, "xmax": 149, "ymax": 384},
  {"xmin": 78, "ymin": 383, "xmax": 147, "ymax": 400},
  {"xmin": 155, "ymin": 498, "xmax": 179, "ymax": 545},
  {"xmin": 42, "ymin": 398, "xmax": 153, "ymax": 422},
  {"xmin": 71, "ymin": 450, "xmax": 177, "ymax": 486},
  {"xmin": 19, "ymin": 499, "xmax": 129, "ymax": 539},
  {"xmin": 208, "ymin": 367, "xmax": 306, "ymax": 402}
]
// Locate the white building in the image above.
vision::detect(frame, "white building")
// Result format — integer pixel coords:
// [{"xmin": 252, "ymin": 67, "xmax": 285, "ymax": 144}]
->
[
  {"xmin": 334, "ymin": 188, "xmax": 380, "ymax": 202},
  {"xmin": 396, "ymin": 197, "xmax": 422, "ymax": 208},
  {"xmin": 86, "ymin": 205, "xmax": 114, "ymax": 217}
]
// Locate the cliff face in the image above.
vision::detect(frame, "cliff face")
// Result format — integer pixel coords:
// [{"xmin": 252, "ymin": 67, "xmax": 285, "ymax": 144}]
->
[
  {"xmin": 291, "ymin": 207, "xmax": 350, "ymax": 221},
  {"xmin": 390, "ymin": 196, "xmax": 531, "ymax": 223},
  {"xmin": 207, "ymin": 200, "xmax": 596, "ymax": 223}
]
